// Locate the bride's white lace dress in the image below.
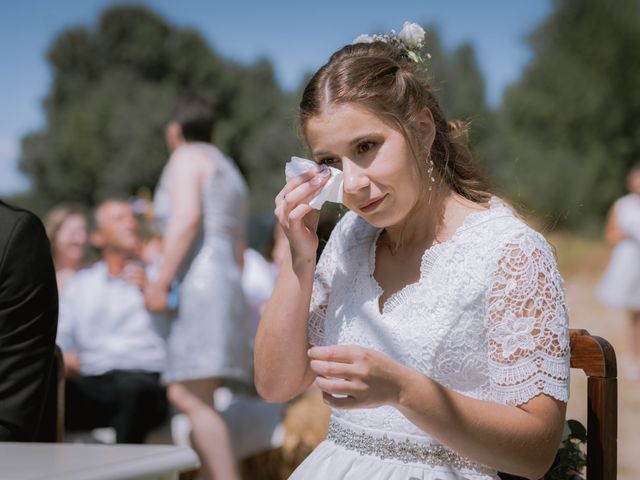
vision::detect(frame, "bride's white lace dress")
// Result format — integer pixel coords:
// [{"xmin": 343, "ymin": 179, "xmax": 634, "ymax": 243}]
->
[{"xmin": 290, "ymin": 198, "xmax": 570, "ymax": 480}]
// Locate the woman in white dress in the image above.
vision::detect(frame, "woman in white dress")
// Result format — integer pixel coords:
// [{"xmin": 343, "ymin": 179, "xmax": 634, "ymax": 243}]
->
[
  {"xmin": 255, "ymin": 26, "xmax": 570, "ymax": 480},
  {"xmin": 146, "ymin": 93, "xmax": 252, "ymax": 480},
  {"xmin": 597, "ymin": 163, "xmax": 640, "ymax": 378}
]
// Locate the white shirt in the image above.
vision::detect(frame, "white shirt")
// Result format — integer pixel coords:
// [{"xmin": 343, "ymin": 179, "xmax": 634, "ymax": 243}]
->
[
  {"xmin": 241, "ymin": 248, "xmax": 277, "ymax": 335},
  {"xmin": 57, "ymin": 262, "xmax": 169, "ymax": 375}
]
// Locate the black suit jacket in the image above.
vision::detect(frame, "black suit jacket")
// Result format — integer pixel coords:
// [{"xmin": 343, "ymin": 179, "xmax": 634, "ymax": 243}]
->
[{"xmin": 0, "ymin": 200, "xmax": 58, "ymax": 441}]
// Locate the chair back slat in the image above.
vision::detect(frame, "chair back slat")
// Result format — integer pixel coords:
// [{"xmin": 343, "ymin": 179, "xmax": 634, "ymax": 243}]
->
[
  {"xmin": 587, "ymin": 377, "xmax": 617, "ymax": 480},
  {"xmin": 570, "ymin": 329, "xmax": 617, "ymax": 480}
]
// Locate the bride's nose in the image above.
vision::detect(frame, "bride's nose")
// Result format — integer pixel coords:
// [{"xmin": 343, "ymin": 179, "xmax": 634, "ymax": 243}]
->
[{"xmin": 342, "ymin": 160, "xmax": 370, "ymax": 195}]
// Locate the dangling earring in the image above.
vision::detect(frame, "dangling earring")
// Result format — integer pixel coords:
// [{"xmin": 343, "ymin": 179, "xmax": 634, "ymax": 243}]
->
[{"xmin": 425, "ymin": 152, "xmax": 436, "ymax": 191}]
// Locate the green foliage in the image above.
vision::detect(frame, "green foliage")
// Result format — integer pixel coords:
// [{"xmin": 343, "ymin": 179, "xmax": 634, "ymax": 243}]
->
[
  {"xmin": 16, "ymin": 2, "xmax": 640, "ymax": 232},
  {"xmin": 545, "ymin": 419, "xmax": 587, "ymax": 480},
  {"xmin": 498, "ymin": 0, "xmax": 640, "ymax": 232},
  {"xmin": 422, "ymin": 25, "xmax": 496, "ymax": 179},
  {"xmin": 17, "ymin": 10, "xmax": 494, "ymax": 217},
  {"xmin": 18, "ymin": 4, "xmax": 300, "ymax": 215}
]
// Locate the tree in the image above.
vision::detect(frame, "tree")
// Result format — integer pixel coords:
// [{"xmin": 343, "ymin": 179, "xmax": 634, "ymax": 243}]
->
[
  {"xmin": 17, "ymin": 11, "xmax": 494, "ymax": 219},
  {"xmin": 18, "ymin": 5, "xmax": 300, "ymax": 214},
  {"xmin": 498, "ymin": 0, "xmax": 640, "ymax": 232},
  {"xmin": 422, "ymin": 26, "xmax": 495, "ymax": 179}
]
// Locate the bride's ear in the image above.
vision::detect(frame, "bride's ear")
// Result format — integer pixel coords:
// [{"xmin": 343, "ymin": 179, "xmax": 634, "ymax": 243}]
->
[{"xmin": 417, "ymin": 107, "xmax": 436, "ymax": 150}]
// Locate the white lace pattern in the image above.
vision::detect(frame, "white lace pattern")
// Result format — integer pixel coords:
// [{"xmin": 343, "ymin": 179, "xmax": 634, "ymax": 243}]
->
[
  {"xmin": 308, "ymin": 198, "xmax": 570, "ymax": 443},
  {"xmin": 487, "ymin": 229, "xmax": 570, "ymax": 405}
]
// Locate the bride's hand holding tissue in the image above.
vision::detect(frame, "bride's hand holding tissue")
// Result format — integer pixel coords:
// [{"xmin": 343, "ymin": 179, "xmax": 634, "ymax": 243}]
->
[
  {"xmin": 255, "ymin": 158, "xmax": 338, "ymax": 405},
  {"xmin": 276, "ymin": 158, "xmax": 336, "ymax": 271}
]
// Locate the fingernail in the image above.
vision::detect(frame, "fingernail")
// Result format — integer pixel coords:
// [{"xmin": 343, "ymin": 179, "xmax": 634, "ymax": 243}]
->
[
  {"xmin": 310, "ymin": 176, "xmax": 322, "ymax": 185},
  {"xmin": 320, "ymin": 168, "xmax": 331, "ymax": 177}
]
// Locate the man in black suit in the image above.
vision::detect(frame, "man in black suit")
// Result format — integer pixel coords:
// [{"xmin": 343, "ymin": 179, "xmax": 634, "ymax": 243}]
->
[{"xmin": 0, "ymin": 200, "xmax": 58, "ymax": 441}]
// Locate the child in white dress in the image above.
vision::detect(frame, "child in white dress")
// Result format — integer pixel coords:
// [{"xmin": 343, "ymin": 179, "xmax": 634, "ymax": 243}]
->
[
  {"xmin": 597, "ymin": 163, "xmax": 640, "ymax": 379},
  {"xmin": 255, "ymin": 24, "xmax": 570, "ymax": 480}
]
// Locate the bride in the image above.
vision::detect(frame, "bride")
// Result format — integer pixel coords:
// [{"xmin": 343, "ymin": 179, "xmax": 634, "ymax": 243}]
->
[{"xmin": 255, "ymin": 23, "xmax": 569, "ymax": 480}]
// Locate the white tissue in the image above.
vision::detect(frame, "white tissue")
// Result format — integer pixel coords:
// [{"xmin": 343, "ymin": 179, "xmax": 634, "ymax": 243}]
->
[{"xmin": 285, "ymin": 156, "xmax": 344, "ymax": 209}]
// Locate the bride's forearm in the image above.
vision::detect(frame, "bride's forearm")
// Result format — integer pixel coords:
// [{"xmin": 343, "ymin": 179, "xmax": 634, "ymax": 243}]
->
[
  {"xmin": 255, "ymin": 253, "xmax": 316, "ymax": 402},
  {"xmin": 394, "ymin": 368, "xmax": 564, "ymax": 479}
]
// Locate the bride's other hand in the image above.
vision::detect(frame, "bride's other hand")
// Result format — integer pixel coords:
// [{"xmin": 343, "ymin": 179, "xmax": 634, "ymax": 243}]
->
[
  {"xmin": 274, "ymin": 164, "xmax": 331, "ymax": 268},
  {"xmin": 308, "ymin": 345, "xmax": 409, "ymax": 409}
]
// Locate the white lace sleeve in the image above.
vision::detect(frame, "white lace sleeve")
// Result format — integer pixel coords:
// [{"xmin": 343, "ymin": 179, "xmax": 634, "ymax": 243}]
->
[
  {"xmin": 308, "ymin": 215, "xmax": 346, "ymax": 346},
  {"xmin": 487, "ymin": 231, "xmax": 570, "ymax": 406}
]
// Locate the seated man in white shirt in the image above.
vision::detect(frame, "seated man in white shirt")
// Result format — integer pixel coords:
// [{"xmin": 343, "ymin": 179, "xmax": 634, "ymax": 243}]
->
[{"xmin": 57, "ymin": 199, "xmax": 169, "ymax": 444}]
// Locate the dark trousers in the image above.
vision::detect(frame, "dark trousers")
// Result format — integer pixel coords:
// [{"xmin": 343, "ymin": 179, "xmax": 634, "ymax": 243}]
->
[{"xmin": 65, "ymin": 370, "xmax": 168, "ymax": 444}]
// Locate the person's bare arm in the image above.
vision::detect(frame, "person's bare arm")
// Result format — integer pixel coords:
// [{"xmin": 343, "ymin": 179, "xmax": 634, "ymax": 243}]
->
[
  {"xmin": 255, "ymin": 165, "xmax": 331, "ymax": 402},
  {"xmin": 604, "ymin": 203, "xmax": 626, "ymax": 246},
  {"xmin": 145, "ymin": 152, "xmax": 207, "ymax": 311},
  {"xmin": 255, "ymin": 252, "xmax": 318, "ymax": 402},
  {"xmin": 63, "ymin": 352, "xmax": 81, "ymax": 379}
]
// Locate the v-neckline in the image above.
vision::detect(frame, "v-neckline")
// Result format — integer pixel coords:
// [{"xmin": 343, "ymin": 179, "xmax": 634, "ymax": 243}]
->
[{"xmin": 368, "ymin": 198, "xmax": 498, "ymax": 316}]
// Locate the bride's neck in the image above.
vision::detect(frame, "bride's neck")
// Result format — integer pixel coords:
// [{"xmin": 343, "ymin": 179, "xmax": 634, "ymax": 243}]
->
[{"xmin": 382, "ymin": 190, "xmax": 449, "ymax": 253}]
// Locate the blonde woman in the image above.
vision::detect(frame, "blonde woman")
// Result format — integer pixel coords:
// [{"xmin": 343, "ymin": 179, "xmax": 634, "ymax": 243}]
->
[{"xmin": 44, "ymin": 204, "xmax": 89, "ymax": 294}]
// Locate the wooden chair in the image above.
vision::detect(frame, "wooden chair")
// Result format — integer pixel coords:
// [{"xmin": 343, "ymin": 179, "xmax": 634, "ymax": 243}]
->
[
  {"xmin": 501, "ymin": 328, "xmax": 618, "ymax": 480},
  {"xmin": 180, "ymin": 329, "xmax": 618, "ymax": 480},
  {"xmin": 567, "ymin": 328, "xmax": 617, "ymax": 479}
]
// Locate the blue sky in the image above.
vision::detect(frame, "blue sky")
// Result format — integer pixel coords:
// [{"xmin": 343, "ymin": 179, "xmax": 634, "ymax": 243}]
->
[{"xmin": 0, "ymin": 0, "xmax": 552, "ymax": 196}]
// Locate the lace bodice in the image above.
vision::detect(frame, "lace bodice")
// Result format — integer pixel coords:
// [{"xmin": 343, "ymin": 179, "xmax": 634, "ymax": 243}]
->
[{"xmin": 308, "ymin": 198, "xmax": 570, "ymax": 439}]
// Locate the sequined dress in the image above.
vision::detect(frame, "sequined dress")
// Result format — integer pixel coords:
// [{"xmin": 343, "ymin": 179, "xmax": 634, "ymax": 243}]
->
[
  {"xmin": 154, "ymin": 143, "xmax": 252, "ymax": 384},
  {"xmin": 290, "ymin": 198, "xmax": 570, "ymax": 480}
]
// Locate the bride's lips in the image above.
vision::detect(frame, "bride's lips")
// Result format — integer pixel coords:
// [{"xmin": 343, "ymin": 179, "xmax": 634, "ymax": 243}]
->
[{"xmin": 359, "ymin": 194, "xmax": 386, "ymax": 213}]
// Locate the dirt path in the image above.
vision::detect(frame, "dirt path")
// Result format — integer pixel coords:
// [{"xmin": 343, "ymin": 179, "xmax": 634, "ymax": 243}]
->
[{"xmin": 564, "ymin": 274, "xmax": 640, "ymax": 479}]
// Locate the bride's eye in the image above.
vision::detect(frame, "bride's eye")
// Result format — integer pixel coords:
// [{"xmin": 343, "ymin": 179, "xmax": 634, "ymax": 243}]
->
[
  {"xmin": 357, "ymin": 141, "xmax": 375, "ymax": 154},
  {"xmin": 319, "ymin": 157, "xmax": 339, "ymax": 166}
]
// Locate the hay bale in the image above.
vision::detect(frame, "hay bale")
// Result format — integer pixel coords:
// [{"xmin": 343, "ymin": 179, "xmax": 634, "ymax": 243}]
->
[{"xmin": 240, "ymin": 387, "xmax": 330, "ymax": 479}]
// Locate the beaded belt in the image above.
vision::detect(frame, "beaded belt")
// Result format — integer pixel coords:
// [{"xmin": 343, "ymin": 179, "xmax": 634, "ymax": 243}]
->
[{"xmin": 326, "ymin": 418, "xmax": 494, "ymax": 474}]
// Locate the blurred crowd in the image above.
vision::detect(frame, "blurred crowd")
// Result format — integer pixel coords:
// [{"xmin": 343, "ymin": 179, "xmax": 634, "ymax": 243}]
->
[
  {"xmin": 31, "ymin": 93, "xmax": 338, "ymax": 480},
  {"xmin": 42, "ymin": 194, "xmax": 300, "ymax": 472}
]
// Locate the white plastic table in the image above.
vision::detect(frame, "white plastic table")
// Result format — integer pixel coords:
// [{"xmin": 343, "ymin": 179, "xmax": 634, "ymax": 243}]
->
[{"xmin": 0, "ymin": 442, "xmax": 199, "ymax": 480}]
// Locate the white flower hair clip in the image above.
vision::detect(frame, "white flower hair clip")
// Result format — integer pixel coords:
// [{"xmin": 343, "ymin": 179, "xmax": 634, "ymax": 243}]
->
[{"xmin": 352, "ymin": 21, "xmax": 430, "ymax": 65}]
